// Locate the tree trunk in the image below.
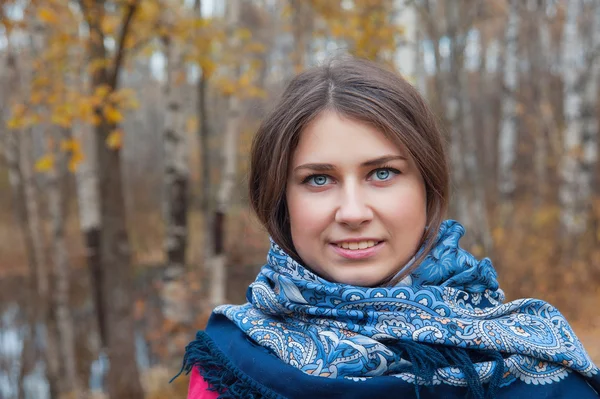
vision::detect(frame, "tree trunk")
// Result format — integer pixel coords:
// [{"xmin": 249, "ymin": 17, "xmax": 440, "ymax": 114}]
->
[
  {"xmin": 460, "ymin": 69, "xmax": 493, "ymax": 253},
  {"xmin": 497, "ymin": 0, "xmax": 520, "ymax": 214},
  {"xmin": 444, "ymin": 2, "xmax": 471, "ymax": 233},
  {"xmin": 210, "ymin": 0, "xmax": 242, "ymax": 307},
  {"xmin": 74, "ymin": 121, "xmax": 105, "ymax": 345},
  {"xmin": 559, "ymin": 0, "xmax": 593, "ymax": 236},
  {"xmin": 159, "ymin": 7, "xmax": 192, "ymax": 360},
  {"xmin": 21, "ymin": 126, "xmax": 62, "ymax": 398},
  {"xmin": 194, "ymin": 0, "xmax": 215, "ymax": 298},
  {"xmin": 441, "ymin": 0, "xmax": 492, "ymax": 251},
  {"xmin": 162, "ymin": 10, "xmax": 189, "ymax": 281},
  {"xmin": 290, "ymin": 0, "xmax": 312, "ymax": 72},
  {"xmin": 418, "ymin": 0, "xmax": 446, "ymax": 122},
  {"xmin": 16, "ymin": 19, "xmax": 64, "ymax": 394},
  {"xmin": 581, "ymin": 2, "xmax": 600, "ymax": 236},
  {"xmin": 532, "ymin": 8, "xmax": 553, "ymax": 207},
  {"xmin": 48, "ymin": 127, "xmax": 82, "ymax": 399},
  {"xmin": 82, "ymin": 1, "xmax": 144, "ymax": 397}
]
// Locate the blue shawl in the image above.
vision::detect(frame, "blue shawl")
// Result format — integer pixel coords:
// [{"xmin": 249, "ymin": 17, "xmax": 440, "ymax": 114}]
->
[{"xmin": 179, "ymin": 220, "xmax": 599, "ymax": 398}]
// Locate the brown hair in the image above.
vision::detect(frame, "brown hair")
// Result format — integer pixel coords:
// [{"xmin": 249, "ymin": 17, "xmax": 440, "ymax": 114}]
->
[{"xmin": 249, "ymin": 56, "xmax": 449, "ymax": 284}]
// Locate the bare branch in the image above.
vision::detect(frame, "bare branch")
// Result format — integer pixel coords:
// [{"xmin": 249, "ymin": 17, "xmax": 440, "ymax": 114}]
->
[{"xmin": 109, "ymin": 0, "xmax": 140, "ymax": 89}]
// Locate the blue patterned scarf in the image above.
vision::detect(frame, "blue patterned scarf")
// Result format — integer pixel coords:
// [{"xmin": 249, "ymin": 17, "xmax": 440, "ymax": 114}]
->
[{"xmin": 214, "ymin": 220, "xmax": 598, "ymax": 393}]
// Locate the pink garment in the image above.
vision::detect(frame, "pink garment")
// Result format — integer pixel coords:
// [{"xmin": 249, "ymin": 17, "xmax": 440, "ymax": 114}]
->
[{"xmin": 187, "ymin": 367, "xmax": 219, "ymax": 399}]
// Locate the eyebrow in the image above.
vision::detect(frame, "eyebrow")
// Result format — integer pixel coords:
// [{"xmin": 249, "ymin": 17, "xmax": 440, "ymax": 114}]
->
[{"xmin": 293, "ymin": 155, "xmax": 407, "ymax": 173}]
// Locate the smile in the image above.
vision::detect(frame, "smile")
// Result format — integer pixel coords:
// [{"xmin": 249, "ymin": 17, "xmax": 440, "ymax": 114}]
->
[
  {"xmin": 330, "ymin": 241, "xmax": 384, "ymax": 260},
  {"xmin": 336, "ymin": 240, "xmax": 380, "ymax": 250}
]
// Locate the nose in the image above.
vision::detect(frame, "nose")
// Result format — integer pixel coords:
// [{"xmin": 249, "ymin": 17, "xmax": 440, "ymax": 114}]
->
[{"xmin": 334, "ymin": 182, "xmax": 373, "ymax": 229}]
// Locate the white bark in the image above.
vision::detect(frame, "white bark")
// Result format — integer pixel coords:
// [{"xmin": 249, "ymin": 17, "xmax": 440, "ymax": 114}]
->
[
  {"xmin": 394, "ymin": 1, "xmax": 419, "ymax": 87},
  {"xmin": 559, "ymin": 0, "xmax": 596, "ymax": 235},
  {"xmin": 498, "ymin": 0, "xmax": 520, "ymax": 202},
  {"xmin": 162, "ymin": 15, "xmax": 189, "ymax": 279},
  {"xmin": 210, "ymin": 0, "xmax": 242, "ymax": 307},
  {"xmin": 160, "ymin": 3, "xmax": 192, "ymax": 327},
  {"xmin": 74, "ymin": 123, "xmax": 101, "ymax": 230},
  {"xmin": 47, "ymin": 128, "xmax": 82, "ymax": 399},
  {"xmin": 534, "ymin": 11, "xmax": 553, "ymax": 204}
]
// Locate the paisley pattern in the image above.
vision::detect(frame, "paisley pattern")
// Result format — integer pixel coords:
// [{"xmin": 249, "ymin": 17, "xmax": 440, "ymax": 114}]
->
[{"xmin": 215, "ymin": 220, "xmax": 599, "ymax": 387}]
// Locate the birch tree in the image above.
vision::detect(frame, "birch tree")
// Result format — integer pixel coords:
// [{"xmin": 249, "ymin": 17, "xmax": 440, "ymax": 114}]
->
[
  {"xmin": 192, "ymin": 0, "xmax": 217, "ymax": 300},
  {"xmin": 531, "ymin": 3, "xmax": 554, "ymax": 206},
  {"xmin": 159, "ymin": 2, "xmax": 193, "ymax": 346},
  {"xmin": 289, "ymin": 0, "xmax": 313, "ymax": 72},
  {"xmin": 497, "ymin": 0, "xmax": 521, "ymax": 214},
  {"xmin": 27, "ymin": 6, "xmax": 86, "ymax": 396},
  {"xmin": 559, "ymin": 0, "xmax": 599, "ymax": 236},
  {"xmin": 210, "ymin": 0, "xmax": 242, "ymax": 306},
  {"xmin": 580, "ymin": 1, "xmax": 600, "ymax": 227},
  {"xmin": 23, "ymin": 13, "xmax": 67, "ymax": 397},
  {"xmin": 162, "ymin": 2, "xmax": 190, "ymax": 281}
]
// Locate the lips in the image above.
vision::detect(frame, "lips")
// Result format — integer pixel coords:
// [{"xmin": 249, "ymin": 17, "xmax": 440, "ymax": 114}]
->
[
  {"xmin": 329, "ymin": 240, "xmax": 385, "ymax": 260},
  {"xmin": 336, "ymin": 240, "xmax": 380, "ymax": 250}
]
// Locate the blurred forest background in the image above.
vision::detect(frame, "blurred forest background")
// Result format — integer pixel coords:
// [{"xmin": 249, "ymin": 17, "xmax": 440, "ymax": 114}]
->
[{"xmin": 0, "ymin": 0, "xmax": 599, "ymax": 398}]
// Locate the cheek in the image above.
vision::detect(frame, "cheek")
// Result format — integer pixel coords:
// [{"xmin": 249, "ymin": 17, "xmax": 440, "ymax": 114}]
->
[
  {"xmin": 287, "ymin": 190, "xmax": 331, "ymax": 237},
  {"xmin": 383, "ymin": 183, "xmax": 427, "ymax": 225}
]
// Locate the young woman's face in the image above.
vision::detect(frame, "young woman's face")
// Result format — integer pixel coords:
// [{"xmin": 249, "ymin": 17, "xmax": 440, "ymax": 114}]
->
[{"xmin": 286, "ymin": 111, "xmax": 427, "ymax": 286}]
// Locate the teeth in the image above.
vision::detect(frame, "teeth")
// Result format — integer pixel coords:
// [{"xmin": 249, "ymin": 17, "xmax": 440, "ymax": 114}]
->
[{"xmin": 337, "ymin": 240, "xmax": 378, "ymax": 250}]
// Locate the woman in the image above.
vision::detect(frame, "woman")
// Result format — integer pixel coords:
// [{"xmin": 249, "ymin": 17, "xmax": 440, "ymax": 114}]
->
[{"xmin": 178, "ymin": 57, "xmax": 600, "ymax": 398}]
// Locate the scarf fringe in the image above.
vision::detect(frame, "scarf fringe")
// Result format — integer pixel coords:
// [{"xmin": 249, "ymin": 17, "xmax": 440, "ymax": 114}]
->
[
  {"xmin": 388, "ymin": 340, "xmax": 505, "ymax": 399},
  {"xmin": 171, "ymin": 329, "xmax": 504, "ymax": 399},
  {"xmin": 171, "ymin": 331, "xmax": 283, "ymax": 399}
]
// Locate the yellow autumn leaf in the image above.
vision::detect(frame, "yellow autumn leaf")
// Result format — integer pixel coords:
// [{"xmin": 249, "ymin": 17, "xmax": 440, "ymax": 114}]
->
[
  {"xmin": 77, "ymin": 101, "xmax": 94, "ymax": 119},
  {"xmin": 91, "ymin": 114, "xmax": 102, "ymax": 126},
  {"xmin": 138, "ymin": 1, "xmax": 160, "ymax": 21},
  {"xmin": 94, "ymin": 84, "xmax": 112, "ymax": 100},
  {"xmin": 101, "ymin": 15, "xmax": 119, "ymax": 35},
  {"xmin": 61, "ymin": 138, "xmax": 79, "ymax": 152},
  {"xmin": 38, "ymin": 8, "xmax": 58, "ymax": 24},
  {"xmin": 35, "ymin": 154, "xmax": 54, "ymax": 173},
  {"xmin": 199, "ymin": 58, "xmax": 217, "ymax": 79},
  {"xmin": 51, "ymin": 113, "xmax": 72, "ymax": 128},
  {"xmin": 104, "ymin": 106, "xmax": 124, "ymax": 124},
  {"xmin": 7, "ymin": 117, "xmax": 24, "ymax": 130},
  {"xmin": 68, "ymin": 151, "xmax": 84, "ymax": 172},
  {"xmin": 106, "ymin": 129, "xmax": 123, "ymax": 150}
]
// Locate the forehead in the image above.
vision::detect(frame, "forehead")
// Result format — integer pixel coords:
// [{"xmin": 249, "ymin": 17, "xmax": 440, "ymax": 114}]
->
[{"xmin": 291, "ymin": 111, "xmax": 407, "ymax": 164}]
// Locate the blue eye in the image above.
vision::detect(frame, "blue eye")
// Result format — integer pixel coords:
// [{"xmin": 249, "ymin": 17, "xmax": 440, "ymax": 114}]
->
[
  {"xmin": 307, "ymin": 175, "xmax": 330, "ymax": 186},
  {"xmin": 371, "ymin": 168, "xmax": 398, "ymax": 181}
]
